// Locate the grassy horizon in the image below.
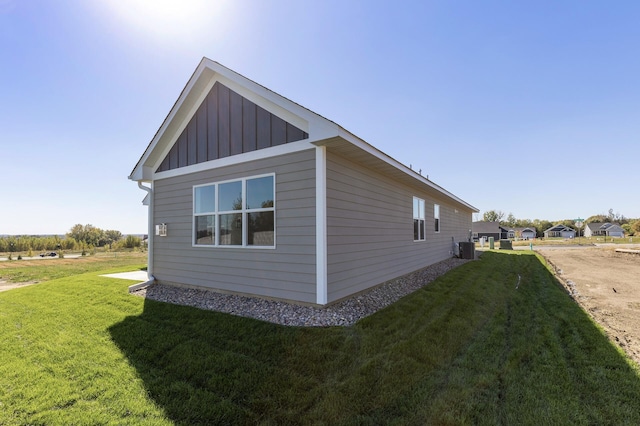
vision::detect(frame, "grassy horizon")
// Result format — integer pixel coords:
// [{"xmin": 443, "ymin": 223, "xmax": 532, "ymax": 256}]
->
[{"xmin": 1, "ymin": 251, "xmax": 639, "ymax": 424}]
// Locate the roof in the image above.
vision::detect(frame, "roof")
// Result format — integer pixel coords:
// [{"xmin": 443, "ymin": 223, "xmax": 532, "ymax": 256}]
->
[
  {"xmin": 472, "ymin": 221, "xmax": 507, "ymax": 233},
  {"xmin": 544, "ymin": 224, "xmax": 575, "ymax": 232},
  {"xmin": 129, "ymin": 58, "xmax": 478, "ymax": 213},
  {"xmin": 586, "ymin": 222, "xmax": 622, "ymax": 231}
]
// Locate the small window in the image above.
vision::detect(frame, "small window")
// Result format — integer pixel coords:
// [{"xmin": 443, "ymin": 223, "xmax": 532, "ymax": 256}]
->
[
  {"xmin": 193, "ymin": 174, "xmax": 275, "ymax": 247},
  {"xmin": 413, "ymin": 197, "xmax": 425, "ymax": 241},
  {"xmin": 434, "ymin": 204, "xmax": 440, "ymax": 233}
]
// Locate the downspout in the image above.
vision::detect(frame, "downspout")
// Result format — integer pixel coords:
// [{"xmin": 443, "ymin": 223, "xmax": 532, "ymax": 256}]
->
[{"xmin": 137, "ymin": 181, "xmax": 156, "ymax": 286}]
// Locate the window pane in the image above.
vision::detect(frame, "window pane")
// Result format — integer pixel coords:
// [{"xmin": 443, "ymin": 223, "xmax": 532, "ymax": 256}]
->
[
  {"xmin": 420, "ymin": 220, "xmax": 425, "ymax": 239},
  {"xmin": 195, "ymin": 215, "xmax": 214, "ymax": 245},
  {"xmin": 248, "ymin": 211, "xmax": 274, "ymax": 246},
  {"xmin": 435, "ymin": 218, "xmax": 440, "ymax": 232},
  {"xmin": 219, "ymin": 181, "xmax": 242, "ymax": 211},
  {"xmin": 194, "ymin": 185, "xmax": 215, "ymax": 214},
  {"xmin": 419, "ymin": 199, "xmax": 425, "ymax": 219},
  {"xmin": 414, "ymin": 219, "xmax": 419, "ymax": 240},
  {"xmin": 219, "ymin": 213, "xmax": 242, "ymax": 245},
  {"xmin": 413, "ymin": 198, "xmax": 419, "ymax": 217},
  {"xmin": 246, "ymin": 176, "xmax": 274, "ymax": 209}
]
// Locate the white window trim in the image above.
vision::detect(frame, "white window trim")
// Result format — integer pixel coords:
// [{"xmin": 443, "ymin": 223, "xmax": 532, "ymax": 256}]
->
[
  {"xmin": 413, "ymin": 196, "xmax": 426, "ymax": 242},
  {"xmin": 434, "ymin": 203, "xmax": 441, "ymax": 233},
  {"xmin": 192, "ymin": 173, "xmax": 276, "ymax": 249}
]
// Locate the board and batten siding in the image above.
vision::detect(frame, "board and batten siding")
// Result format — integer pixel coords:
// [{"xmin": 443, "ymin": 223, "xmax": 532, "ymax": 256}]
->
[
  {"xmin": 152, "ymin": 148, "xmax": 318, "ymax": 303},
  {"xmin": 325, "ymin": 151, "xmax": 473, "ymax": 303}
]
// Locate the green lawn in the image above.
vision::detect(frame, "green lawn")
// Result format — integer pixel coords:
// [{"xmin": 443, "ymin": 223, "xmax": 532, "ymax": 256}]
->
[
  {"xmin": 1, "ymin": 252, "xmax": 639, "ymax": 425},
  {"xmin": 0, "ymin": 251, "xmax": 147, "ymax": 283}
]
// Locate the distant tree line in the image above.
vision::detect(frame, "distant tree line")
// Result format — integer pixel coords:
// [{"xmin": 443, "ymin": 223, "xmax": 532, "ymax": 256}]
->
[
  {"xmin": 0, "ymin": 224, "xmax": 143, "ymax": 253},
  {"xmin": 481, "ymin": 208, "xmax": 640, "ymax": 237}
]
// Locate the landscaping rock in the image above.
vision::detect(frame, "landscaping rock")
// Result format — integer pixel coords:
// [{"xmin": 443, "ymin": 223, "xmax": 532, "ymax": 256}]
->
[{"xmin": 132, "ymin": 257, "xmax": 470, "ymax": 327}]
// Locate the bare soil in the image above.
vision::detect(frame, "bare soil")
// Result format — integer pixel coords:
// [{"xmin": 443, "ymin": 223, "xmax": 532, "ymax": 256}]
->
[
  {"xmin": 538, "ymin": 246, "xmax": 640, "ymax": 366},
  {"xmin": 0, "ymin": 280, "xmax": 38, "ymax": 292}
]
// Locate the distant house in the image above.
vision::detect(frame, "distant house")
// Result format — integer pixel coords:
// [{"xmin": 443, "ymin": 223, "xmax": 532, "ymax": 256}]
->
[
  {"xmin": 505, "ymin": 227, "xmax": 536, "ymax": 240},
  {"xmin": 129, "ymin": 58, "xmax": 478, "ymax": 306},
  {"xmin": 472, "ymin": 221, "xmax": 508, "ymax": 241},
  {"xmin": 543, "ymin": 224, "xmax": 576, "ymax": 239},
  {"xmin": 584, "ymin": 223, "xmax": 625, "ymax": 238}
]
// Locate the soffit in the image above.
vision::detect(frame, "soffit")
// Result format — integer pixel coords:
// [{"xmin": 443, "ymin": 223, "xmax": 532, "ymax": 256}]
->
[{"xmin": 315, "ymin": 137, "xmax": 478, "ymax": 212}]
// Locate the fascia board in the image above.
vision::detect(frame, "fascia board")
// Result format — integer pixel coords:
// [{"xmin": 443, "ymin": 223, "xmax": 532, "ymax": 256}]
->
[
  {"xmin": 130, "ymin": 58, "xmax": 339, "ymax": 182},
  {"xmin": 129, "ymin": 59, "xmax": 214, "ymax": 181},
  {"xmin": 332, "ymin": 128, "xmax": 479, "ymax": 213}
]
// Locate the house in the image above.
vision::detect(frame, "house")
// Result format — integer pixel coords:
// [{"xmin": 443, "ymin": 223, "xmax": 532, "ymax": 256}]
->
[
  {"xmin": 584, "ymin": 222, "xmax": 625, "ymax": 238},
  {"xmin": 472, "ymin": 221, "xmax": 508, "ymax": 242},
  {"xmin": 505, "ymin": 227, "xmax": 537, "ymax": 240},
  {"xmin": 129, "ymin": 58, "xmax": 478, "ymax": 306},
  {"xmin": 543, "ymin": 224, "xmax": 576, "ymax": 239}
]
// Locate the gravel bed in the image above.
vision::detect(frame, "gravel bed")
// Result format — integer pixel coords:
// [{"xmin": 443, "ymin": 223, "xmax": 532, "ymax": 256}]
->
[{"xmin": 132, "ymin": 257, "xmax": 471, "ymax": 327}]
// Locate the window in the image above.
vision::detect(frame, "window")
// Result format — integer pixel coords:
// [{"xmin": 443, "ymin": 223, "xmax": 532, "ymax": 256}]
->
[
  {"xmin": 413, "ymin": 197, "xmax": 425, "ymax": 241},
  {"xmin": 193, "ymin": 174, "xmax": 275, "ymax": 247},
  {"xmin": 434, "ymin": 204, "xmax": 440, "ymax": 233}
]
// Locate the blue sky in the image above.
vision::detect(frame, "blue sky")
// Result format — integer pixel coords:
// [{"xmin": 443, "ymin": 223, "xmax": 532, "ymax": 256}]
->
[{"xmin": 1, "ymin": 0, "xmax": 639, "ymax": 235}]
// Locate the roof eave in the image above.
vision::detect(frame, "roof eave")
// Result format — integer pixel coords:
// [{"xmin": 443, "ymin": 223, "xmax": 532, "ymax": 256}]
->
[{"xmin": 315, "ymin": 129, "xmax": 478, "ymax": 213}]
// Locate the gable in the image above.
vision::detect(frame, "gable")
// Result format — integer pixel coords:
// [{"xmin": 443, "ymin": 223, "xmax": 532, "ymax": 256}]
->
[
  {"xmin": 156, "ymin": 82, "xmax": 309, "ymax": 172},
  {"xmin": 130, "ymin": 58, "xmax": 477, "ymax": 213}
]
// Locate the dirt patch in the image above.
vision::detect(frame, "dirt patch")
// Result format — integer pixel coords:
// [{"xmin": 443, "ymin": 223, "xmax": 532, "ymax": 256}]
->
[
  {"xmin": 0, "ymin": 280, "xmax": 39, "ymax": 292},
  {"xmin": 538, "ymin": 246, "xmax": 640, "ymax": 366}
]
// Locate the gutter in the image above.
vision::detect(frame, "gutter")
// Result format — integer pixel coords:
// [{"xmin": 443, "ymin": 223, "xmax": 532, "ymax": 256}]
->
[{"xmin": 137, "ymin": 182, "xmax": 155, "ymax": 283}]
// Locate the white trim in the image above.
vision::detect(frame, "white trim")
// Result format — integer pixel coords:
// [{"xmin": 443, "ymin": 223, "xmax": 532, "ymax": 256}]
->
[
  {"xmin": 330, "ymin": 129, "xmax": 478, "ymax": 212},
  {"xmin": 152, "ymin": 77, "xmax": 217, "ymax": 175},
  {"xmin": 137, "ymin": 182, "xmax": 154, "ymax": 279},
  {"xmin": 413, "ymin": 196, "xmax": 426, "ymax": 242},
  {"xmin": 315, "ymin": 145, "xmax": 328, "ymax": 305},
  {"xmin": 130, "ymin": 58, "xmax": 477, "ymax": 215},
  {"xmin": 154, "ymin": 141, "xmax": 315, "ymax": 181},
  {"xmin": 192, "ymin": 173, "xmax": 276, "ymax": 249}
]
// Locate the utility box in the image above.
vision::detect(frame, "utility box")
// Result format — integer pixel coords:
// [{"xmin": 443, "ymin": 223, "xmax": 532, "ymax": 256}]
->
[
  {"xmin": 499, "ymin": 239, "xmax": 513, "ymax": 250},
  {"xmin": 489, "ymin": 237, "xmax": 494, "ymax": 249},
  {"xmin": 459, "ymin": 242, "xmax": 475, "ymax": 259}
]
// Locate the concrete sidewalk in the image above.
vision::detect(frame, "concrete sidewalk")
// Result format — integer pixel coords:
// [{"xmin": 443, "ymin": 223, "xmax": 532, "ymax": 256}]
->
[{"xmin": 101, "ymin": 271, "xmax": 149, "ymax": 282}]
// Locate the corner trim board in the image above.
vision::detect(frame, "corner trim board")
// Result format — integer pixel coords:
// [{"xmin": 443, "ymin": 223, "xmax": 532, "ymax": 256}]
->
[{"xmin": 315, "ymin": 145, "xmax": 327, "ymax": 305}]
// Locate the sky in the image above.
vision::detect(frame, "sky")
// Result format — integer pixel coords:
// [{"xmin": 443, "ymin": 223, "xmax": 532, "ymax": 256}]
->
[{"xmin": 1, "ymin": 0, "xmax": 639, "ymax": 235}]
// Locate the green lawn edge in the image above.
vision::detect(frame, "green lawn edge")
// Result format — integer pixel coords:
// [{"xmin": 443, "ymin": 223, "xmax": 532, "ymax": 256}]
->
[{"xmin": 0, "ymin": 252, "xmax": 638, "ymax": 425}]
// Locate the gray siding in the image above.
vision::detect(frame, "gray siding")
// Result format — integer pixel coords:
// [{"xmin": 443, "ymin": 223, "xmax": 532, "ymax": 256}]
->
[
  {"xmin": 157, "ymin": 82, "xmax": 308, "ymax": 172},
  {"xmin": 326, "ymin": 151, "xmax": 473, "ymax": 303},
  {"xmin": 152, "ymin": 148, "xmax": 317, "ymax": 303}
]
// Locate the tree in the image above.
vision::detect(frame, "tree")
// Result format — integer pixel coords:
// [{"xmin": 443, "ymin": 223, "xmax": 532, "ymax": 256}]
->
[
  {"xmin": 505, "ymin": 213, "xmax": 517, "ymax": 227},
  {"xmin": 533, "ymin": 219, "xmax": 553, "ymax": 238},
  {"xmin": 67, "ymin": 224, "xmax": 104, "ymax": 247},
  {"xmin": 556, "ymin": 219, "xmax": 576, "ymax": 230},
  {"xmin": 482, "ymin": 210, "xmax": 505, "ymax": 223},
  {"xmin": 102, "ymin": 230, "xmax": 123, "ymax": 249},
  {"xmin": 123, "ymin": 235, "xmax": 141, "ymax": 249},
  {"xmin": 586, "ymin": 214, "xmax": 608, "ymax": 224}
]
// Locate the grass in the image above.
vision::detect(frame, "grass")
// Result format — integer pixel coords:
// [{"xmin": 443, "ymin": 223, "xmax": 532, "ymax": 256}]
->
[
  {"xmin": 1, "ymin": 252, "xmax": 639, "ymax": 424},
  {"xmin": 0, "ymin": 251, "xmax": 147, "ymax": 283}
]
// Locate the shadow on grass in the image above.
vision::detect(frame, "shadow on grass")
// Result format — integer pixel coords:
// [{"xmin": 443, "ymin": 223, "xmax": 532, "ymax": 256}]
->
[{"xmin": 109, "ymin": 252, "xmax": 640, "ymax": 424}]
